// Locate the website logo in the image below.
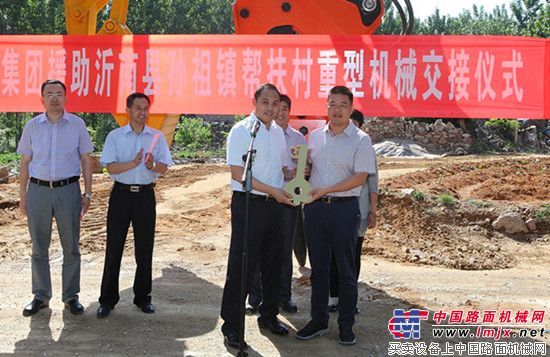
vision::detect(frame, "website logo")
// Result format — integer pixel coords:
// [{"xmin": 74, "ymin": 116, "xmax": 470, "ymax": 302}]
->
[{"xmin": 388, "ymin": 309, "xmax": 430, "ymax": 339}]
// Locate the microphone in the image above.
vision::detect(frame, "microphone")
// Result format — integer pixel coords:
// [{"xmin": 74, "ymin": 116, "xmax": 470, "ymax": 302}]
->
[{"xmin": 250, "ymin": 120, "xmax": 261, "ymax": 138}]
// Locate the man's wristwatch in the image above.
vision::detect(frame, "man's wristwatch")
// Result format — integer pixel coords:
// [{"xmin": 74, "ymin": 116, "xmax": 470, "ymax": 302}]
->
[{"xmin": 82, "ymin": 192, "xmax": 93, "ymax": 200}]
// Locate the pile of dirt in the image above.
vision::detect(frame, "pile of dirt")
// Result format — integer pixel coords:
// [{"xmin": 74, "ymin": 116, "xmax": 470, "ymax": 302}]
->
[
  {"xmin": 364, "ymin": 193, "xmax": 516, "ymax": 270},
  {"xmin": 384, "ymin": 157, "xmax": 549, "ymax": 202}
]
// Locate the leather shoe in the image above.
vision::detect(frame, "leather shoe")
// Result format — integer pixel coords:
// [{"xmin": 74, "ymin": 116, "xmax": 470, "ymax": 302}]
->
[
  {"xmin": 65, "ymin": 298, "xmax": 84, "ymax": 315},
  {"xmin": 138, "ymin": 302, "xmax": 155, "ymax": 314},
  {"xmin": 279, "ymin": 300, "xmax": 298, "ymax": 313},
  {"xmin": 224, "ymin": 332, "xmax": 248, "ymax": 350},
  {"xmin": 258, "ymin": 318, "xmax": 289, "ymax": 335},
  {"xmin": 96, "ymin": 304, "xmax": 113, "ymax": 318},
  {"xmin": 23, "ymin": 299, "xmax": 48, "ymax": 317}
]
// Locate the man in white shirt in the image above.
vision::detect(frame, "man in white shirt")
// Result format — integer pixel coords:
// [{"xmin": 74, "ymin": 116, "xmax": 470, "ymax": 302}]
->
[
  {"xmin": 247, "ymin": 94, "xmax": 306, "ymax": 314},
  {"xmin": 220, "ymin": 83, "xmax": 294, "ymax": 350}
]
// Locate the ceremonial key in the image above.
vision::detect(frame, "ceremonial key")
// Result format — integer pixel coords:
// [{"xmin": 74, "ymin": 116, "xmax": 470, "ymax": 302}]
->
[{"xmin": 284, "ymin": 144, "xmax": 312, "ymax": 205}]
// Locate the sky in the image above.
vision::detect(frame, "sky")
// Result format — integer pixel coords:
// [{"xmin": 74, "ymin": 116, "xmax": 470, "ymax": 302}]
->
[{"xmin": 411, "ymin": 0, "xmax": 512, "ymax": 19}]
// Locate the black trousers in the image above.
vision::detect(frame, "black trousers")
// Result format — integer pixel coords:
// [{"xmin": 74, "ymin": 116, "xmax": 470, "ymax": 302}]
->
[
  {"xmin": 220, "ymin": 192, "xmax": 284, "ymax": 334},
  {"xmin": 330, "ymin": 236, "xmax": 365, "ymax": 298},
  {"xmin": 99, "ymin": 185, "xmax": 156, "ymax": 307},
  {"xmin": 248, "ymin": 203, "xmax": 299, "ymax": 304},
  {"xmin": 304, "ymin": 199, "xmax": 359, "ymax": 327}
]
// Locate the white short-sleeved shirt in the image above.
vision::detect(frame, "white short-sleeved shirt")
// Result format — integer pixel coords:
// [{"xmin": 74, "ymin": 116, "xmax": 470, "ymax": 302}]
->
[
  {"xmin": 100, "ymin": 124, "xmax": 173, "ymax": 185},
  {"xmin": 308, "ymin": 120, "xmax": 376, "ymax": 197},
  {"xmin": 226, "ymin": 113, "xmax": 288, "ymax": 195}
]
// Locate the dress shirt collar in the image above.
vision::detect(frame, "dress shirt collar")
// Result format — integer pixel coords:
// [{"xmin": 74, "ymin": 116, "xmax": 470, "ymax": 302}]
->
[
  {"xmin": 323, "ymin": 120, "xmax": 355, "ymax": 137},
  {"xmin": 122, "ymin": 123, "xmax": 154, "ymax": 136},
  {"xmin": 38, "ymin": 111, "xmax": 70, "ymax": 124}
]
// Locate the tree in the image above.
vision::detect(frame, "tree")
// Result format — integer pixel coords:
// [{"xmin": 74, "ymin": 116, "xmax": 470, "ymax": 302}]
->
[{"xmin": 511, "ymin": 0, "xmax": 549, "ymax": 37}]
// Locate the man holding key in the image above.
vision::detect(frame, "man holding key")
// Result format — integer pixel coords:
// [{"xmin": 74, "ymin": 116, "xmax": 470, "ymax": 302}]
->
[
  {"xmin": 296, "ymin": 86, "xmax": 375, "ymax": 346},
  {"xmin": 247, "ymin": 94, "xmax": 306, "ymax": 314},
  {"xmin": 96, "ymin": 92, "xmax": 173, "ymax": 318}
]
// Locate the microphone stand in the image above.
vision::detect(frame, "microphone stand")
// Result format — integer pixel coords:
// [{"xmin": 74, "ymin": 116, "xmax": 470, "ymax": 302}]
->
[{"xmin": 237, "ymin": 121, "xmax": 259, "ymax": 357}]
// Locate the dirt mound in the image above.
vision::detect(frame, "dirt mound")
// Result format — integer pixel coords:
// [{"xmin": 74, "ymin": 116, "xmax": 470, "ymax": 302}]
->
[
  {"xmin": 365, "ymin": 193, "xmax": 516, "ymax": 270},
  {"xmin": 384, "ymin": 157, "xmax": 549, "ymax": 202},
  {"xmin": 0, "ymin": 164, "xmax": 229, "ymax": 260}
]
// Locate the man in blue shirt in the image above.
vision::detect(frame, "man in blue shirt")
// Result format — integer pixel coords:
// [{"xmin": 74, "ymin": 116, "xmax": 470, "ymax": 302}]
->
[
  {"xmin": 96, "ymin": 92, "xmax": 173, "ymax": 318},
  {"xmin": 17, "ymin": 79, "xmax": 93, "ymax": 317}
]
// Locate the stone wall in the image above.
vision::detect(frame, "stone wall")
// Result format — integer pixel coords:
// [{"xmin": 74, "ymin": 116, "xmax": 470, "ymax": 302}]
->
[{"xmin": 363, "ymin": 118, "xmax": 472, "ymax": 152}]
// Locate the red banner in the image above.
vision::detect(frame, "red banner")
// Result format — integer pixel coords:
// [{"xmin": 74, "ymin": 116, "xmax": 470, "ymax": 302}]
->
[{"xmin": 0, "ymin": 35, "xmax": 548, "ymax": 118}]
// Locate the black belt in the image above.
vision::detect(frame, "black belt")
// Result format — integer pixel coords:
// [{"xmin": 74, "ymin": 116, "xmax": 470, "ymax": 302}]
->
[
  {"xmin": 233, "ymin": 191, "xmax": 276, "ymax": 202},
  {"xmin": 30, "ymin": 176, "xmax": 79, "ymax": 188},
  {"xmin": 114, "ymin": 181, "xmax": 155, "ymax": 193},
  {"xmin": 317, "ymin": 196, "xmax": 356, "ymax": 204}
]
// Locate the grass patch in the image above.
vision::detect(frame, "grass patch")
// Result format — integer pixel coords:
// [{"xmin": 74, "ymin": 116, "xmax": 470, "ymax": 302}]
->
[
  {"xmin": 533, "ymin": 204, "xmax": 550, "ymax": 224},
  {"xmin": 466, "ymin": 199, "xmax": 492, "ymax": 208},
  {"xmin": 411, "ymin": 190, "xmax": 425, "ymax": 201},
  {"xmin": 174, "ymin": 148, "xmax": 225, "ymax": 159},
  {"xmin": 437, "ymin": 193, "xmax": 457, "ymax": 207}
]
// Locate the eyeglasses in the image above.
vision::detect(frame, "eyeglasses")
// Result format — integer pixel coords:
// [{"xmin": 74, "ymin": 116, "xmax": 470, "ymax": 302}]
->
[
  {"xmin": 327, "ymin": 103, "xmax": 350, "ymax": 111},
  {"xmin": 43, "ymin": 93, "xmax": 65, "ymax": 100}
]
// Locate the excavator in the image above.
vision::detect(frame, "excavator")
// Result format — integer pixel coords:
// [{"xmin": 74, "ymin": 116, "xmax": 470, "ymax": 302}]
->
[{"xmin": 63, "ymin": 0, "xmax": 414, "ymax": 144}]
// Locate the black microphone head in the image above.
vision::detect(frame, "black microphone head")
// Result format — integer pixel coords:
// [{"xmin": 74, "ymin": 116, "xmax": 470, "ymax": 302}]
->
[
  {"xmin": 251, "ymin": 120, "xmax": 261, "ymax": 137},
  {"xmin": 299, "ymin": 126, "xmax": 309, "ymax": 136}
]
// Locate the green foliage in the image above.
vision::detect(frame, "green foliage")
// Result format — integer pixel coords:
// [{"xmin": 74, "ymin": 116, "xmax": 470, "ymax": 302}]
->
[
  {"xmin": 126, "ymin": 0, "xmax": 234, "ymax": 34},
  {"xmin": 174, "ymin": 116, "xmax": 212, "ymax": 152},
  {"xmin": 466, "ymin": 199, "xmax": 492, "ymax": 208},
  {"xmin": 485, "ymin": 119, "xmax": 520, "ymax": 142},
  {"xmin": 437, "ymin": 193, "xmax": 457, "ymax": 206},
  {"xmin": 533, "ymin": 204, "xmax": 550, "ymax": 223},
  {"xmin": 0, "ymin": 113, "xmax": 32, "ymax": 152},
  {"xmin": 0, "ymin": 152, "xmax": 21, "ymax": 166},
  {"xmin": 174, "ymin": 147, "xmax": 224, "ymax": 159},
  {"xmin": 234, "ymin": 114, "xmax": 246, "ymax": 123},
  {"xmin": 411, "ymin": 190, "xmax": 425, "ymax": 201},
  {"xmin": 81, "ymin": 114, "xmax": 119, "ymax": 152},
  {"xmin": 0, "ymin": 0, "xmax": 66, "ymax": 34}
]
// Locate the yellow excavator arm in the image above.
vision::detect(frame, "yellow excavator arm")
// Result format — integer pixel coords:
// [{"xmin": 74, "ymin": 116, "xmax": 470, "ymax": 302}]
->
[
  {"xmin": 65, "ymin": 0, "xmax": 131, "ymax": 35},
  {"xmin": 64, "ymin": 0, "xmax": 179, "ymax": 144}
]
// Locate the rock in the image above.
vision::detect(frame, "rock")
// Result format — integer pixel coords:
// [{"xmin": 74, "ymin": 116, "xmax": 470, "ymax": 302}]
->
[
  {"xmin": 492, "ymin": 211, "xmax": 529, "ymax": 234},
  {"xmin": 454, "ymin": 147, "xmax": 467, "ymax": 155},
  {"xmin": 0, "ymin": 166, "xmax": 8, "ymax": 184},
  {"xmin": 525, "ymin": 218, "xmax": 537, "ymax": 232},
  {"xmin": 400, "ymin": 188, "xmax": 415, "ymax": 196}
]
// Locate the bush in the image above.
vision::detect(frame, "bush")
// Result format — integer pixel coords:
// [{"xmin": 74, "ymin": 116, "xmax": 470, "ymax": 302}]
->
[
  {"xmin": 484, "ymin": 119, "xmax": 520, "ymax": 141},
  {"xmin": 82, "ymin": 114, "xmax": 118, "ymax": 152},
  {"xmin": 0, "ymin": 152, "xmax": 21, "ymax": 166},
  {"xmin": 173, "ymin": 116, "xmax": 212, "ymax": 152}
]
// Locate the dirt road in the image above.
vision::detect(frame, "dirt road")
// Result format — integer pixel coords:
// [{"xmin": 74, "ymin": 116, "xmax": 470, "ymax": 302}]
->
[{"xmin": 0, "ymin": 156, "xmax": 548, "ymax": 356}]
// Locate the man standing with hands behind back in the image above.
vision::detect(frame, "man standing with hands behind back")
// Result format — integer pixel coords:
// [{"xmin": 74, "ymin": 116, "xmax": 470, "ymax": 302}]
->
[
  {"xmin": 96, "ymin": 92, "xmax": 173, "ymax": 318},
  {"xmin": 18, "ymin": 79, "xmax": 93, "ymax": 316}
]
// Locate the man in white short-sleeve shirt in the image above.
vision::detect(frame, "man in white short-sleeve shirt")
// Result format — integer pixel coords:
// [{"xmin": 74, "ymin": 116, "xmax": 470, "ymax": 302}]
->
[{"xmin": 220, "ymin": 83, "xmax": 294, "ymax": 351}]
